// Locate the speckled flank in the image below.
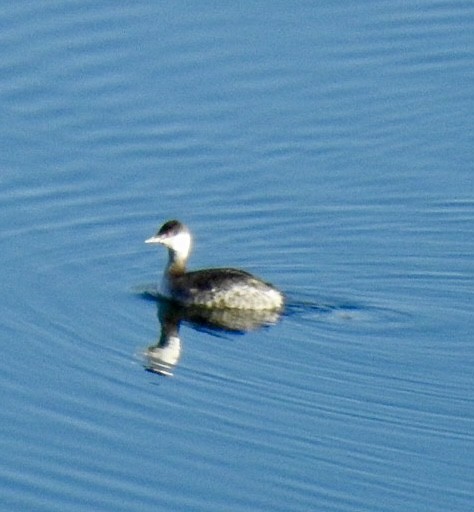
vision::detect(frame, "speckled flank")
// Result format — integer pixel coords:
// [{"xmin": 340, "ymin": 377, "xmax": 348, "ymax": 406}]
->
[{"xmin": 173, "ymin": 276, "xmax": 284, "ymax": 310}]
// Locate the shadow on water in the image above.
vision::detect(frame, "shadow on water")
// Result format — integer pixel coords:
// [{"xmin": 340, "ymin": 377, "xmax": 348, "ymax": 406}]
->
[{"xmin": 137, "ymin": 287, "xmax": 282, "ymax": 376}]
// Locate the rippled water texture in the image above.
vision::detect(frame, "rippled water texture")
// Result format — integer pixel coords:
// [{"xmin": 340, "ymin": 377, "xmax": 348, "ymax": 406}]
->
[{"xmin": 1, "ymin": 2, "xmax": 473, "ymax": 511}]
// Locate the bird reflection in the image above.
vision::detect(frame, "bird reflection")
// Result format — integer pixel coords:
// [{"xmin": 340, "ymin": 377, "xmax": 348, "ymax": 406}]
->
[{"xmin": 144, "ymin": 297, "xmax": 282, "ymax": 377}]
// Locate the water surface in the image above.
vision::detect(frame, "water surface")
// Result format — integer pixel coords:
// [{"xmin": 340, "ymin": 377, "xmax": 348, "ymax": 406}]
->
[{"xmin": 1, "ymin": 2, "xmax": 473, "ymax": 511}]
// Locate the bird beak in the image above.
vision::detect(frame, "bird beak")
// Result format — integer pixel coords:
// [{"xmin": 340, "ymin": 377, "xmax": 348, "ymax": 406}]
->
[{"xmin": 145, "ymin": 235, "xmax": 163, "ymax": 244}]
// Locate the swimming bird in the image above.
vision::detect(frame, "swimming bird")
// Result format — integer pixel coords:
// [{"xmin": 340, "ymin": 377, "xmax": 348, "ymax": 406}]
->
[{"xmin": 145, "ymin": 220, "xmax": 284, "ymax": 310}]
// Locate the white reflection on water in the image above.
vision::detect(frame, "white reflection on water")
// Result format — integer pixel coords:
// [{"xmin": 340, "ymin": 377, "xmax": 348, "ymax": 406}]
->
[{"xmin": 142, "ymin": 293, "xmax": 283, "ymax": 376}]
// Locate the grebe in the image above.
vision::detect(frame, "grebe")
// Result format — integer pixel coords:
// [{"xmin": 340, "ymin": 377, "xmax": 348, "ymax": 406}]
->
[{"xmin": 145, "ymin": 220, "xmax": 284, "ymax": 310}]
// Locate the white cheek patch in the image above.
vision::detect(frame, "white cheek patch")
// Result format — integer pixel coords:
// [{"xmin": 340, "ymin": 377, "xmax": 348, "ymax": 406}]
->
[{"xmin": 170, "ymin": 232, "xmax": 191, "ymax": 257}]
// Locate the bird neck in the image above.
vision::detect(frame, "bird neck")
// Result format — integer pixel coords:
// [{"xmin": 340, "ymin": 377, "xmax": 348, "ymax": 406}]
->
[{"xmin": 166, "ymin": 249, "xmax": 187, "ymax": 276}]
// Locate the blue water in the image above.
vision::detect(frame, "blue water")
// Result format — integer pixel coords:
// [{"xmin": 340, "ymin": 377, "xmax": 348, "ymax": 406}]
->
[{"xmin": 1, "ymin": 1, "xmax": 473, "ymax": 511}]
